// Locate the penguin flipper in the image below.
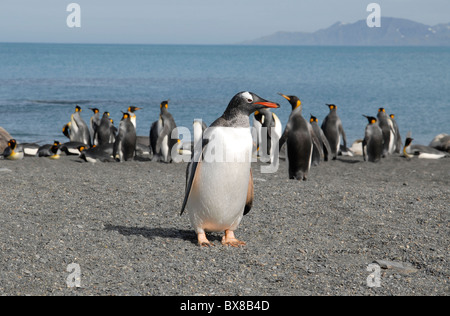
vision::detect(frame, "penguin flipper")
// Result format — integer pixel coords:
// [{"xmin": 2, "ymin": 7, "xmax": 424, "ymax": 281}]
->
[
  {"xmin": 180, "ymin": 140, "xmax": 207, "ymax": 216},
  {"xmin": 243, "ymin": 169, "xmax": 254, "ymax": 216}
]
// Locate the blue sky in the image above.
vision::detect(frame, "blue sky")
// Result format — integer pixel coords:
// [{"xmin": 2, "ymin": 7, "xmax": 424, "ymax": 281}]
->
[{"xmin": 0, "ymin": 0, "xmax": 449, "ymax": 44}]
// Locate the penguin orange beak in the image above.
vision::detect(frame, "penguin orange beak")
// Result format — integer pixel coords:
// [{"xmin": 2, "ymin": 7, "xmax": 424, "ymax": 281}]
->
[{"xmin": 254, "ymin": 101, "xmax": 279, "ymax": 109}]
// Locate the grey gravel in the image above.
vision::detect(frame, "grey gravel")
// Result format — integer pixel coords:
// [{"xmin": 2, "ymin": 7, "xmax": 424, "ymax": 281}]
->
[{"xmin": 0, "ymin": 155, "xmax": 449, "ymax": 296}]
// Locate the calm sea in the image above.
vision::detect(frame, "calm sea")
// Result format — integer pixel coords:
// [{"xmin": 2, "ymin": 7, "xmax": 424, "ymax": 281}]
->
[{"xmin": 0, "ymin": 43, "xmax": 449, "ymax": 145}]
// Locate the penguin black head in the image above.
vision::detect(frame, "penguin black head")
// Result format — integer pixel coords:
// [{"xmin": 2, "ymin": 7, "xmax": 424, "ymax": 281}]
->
[
  {"xmin": 62, "ymin": 123, "xmax": 71, "ymax": 138},
  {"xmin": 89, "ymin": 108, "xmax": 99, "ymax": 114},
  {"xmin": 405, "ymin": 137, "xmax": 414, "ymax": 147},
  {"xmin": 160, "ymin": 100, "xmax": 170, "ymax": 109},
  {"xmin": 278, "ymin": 93, "xmax": 301, "ymax": 111},
  {"xmin": 226, "ymin": 92, "xmax": 280, "ymax": 116},
  {"xmin": 378, "ymin": 108, "xmax": 386, "ymax": 113},
  {"xmin": 128, "ymin": 106, "xmax": 141, "ymax": 113},
  {"xmin": 363, "ymin": 115, "xmax": 377, "ymax": 124},
  {"xmin": 102, "ymin": 112, "xmax": 110, "ymax": 118},
  {"xmin": 53, "ymin": 141, "xmax": 61, "ymax": 146},
  {"xmin": 8, "ymin": 139, "xmax": 17, "ymax": 150},
  {"xmin": 310, "ymin": 115, "xmax": 318, "ymax": 123},
  {"xmin": 254, "ymin": 111, "xmax": 264, "ymax": 124},
  {"xmin": 77, "ymin": 145, "xmax": 87, "ymax": 152},
  {"xmin": 122, "ymin": 112, "xmax": 131, "ymax": 120},
  {"xmin": 326, "ymin": 104, "xmax": 337, "ymax": 110},
  {"xmin": 75, "ymin": 105, "xmax": 82, "ymax": 113}
]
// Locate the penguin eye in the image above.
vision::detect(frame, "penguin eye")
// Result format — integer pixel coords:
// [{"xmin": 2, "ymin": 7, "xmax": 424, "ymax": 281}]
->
[{"xmin": 242, "ymin": 92, "xmax": 253, "ymax": 103}]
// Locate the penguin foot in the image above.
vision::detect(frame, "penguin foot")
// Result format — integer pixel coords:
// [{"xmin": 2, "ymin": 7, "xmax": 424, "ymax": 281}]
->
[
  {"xmin": 222, "ymin": 230, "xmax": 246, "ymax": 247},
  {"xmin": 197, "ymin": 232, "xmax": 214, "ymax": 247}
]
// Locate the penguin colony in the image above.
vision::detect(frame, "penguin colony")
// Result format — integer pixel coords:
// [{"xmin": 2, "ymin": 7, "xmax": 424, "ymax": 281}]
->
[{"xmin": 1, "ymin": 92, "xmax": 448, "ymax": 247}]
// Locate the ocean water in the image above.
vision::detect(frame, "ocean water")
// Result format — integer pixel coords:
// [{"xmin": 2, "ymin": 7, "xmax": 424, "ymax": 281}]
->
[{"xmin": 0, "ymin": 43, "xmax": 449, "ymax": 146}]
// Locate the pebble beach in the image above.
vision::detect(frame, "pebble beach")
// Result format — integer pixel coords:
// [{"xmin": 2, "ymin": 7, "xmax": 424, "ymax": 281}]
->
[{"xmin": 0, "ymin": 153, "xmax": 448, "ymax": 296}]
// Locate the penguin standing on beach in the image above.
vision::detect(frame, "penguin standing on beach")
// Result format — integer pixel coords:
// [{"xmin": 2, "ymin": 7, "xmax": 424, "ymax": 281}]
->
[
  {"xmin": 127, "ymin": 106, "xmax": 142, "ymax": 129},
  {"xmin": 253, "ymin": 108, "xmax": 282, "ymax": 163},
  {"xmin": 389, "ymin": 114, "xmax": 402, "ymax": 154},
  {"xmin": 180, "ymin": 91, "xmax": 280, "ymax": 247},
  {"xmin": 97, "ymin": 112, "xmax": 116, "ymax": 146},
  {"xmin": 362, "ymin": 116, "xmax": 384, "ymax": 163},
  {"xmin": 155, "ymin": 100, "xmax": 178, "ymax": 163},
  {"xmin": 70, "ymin": 106, "xmax": 91, "ymax": 146},
  {"xmin": 113, "ymin": 112, "xmax": 137, "ymax": 162},
  {"xmin": 321, "ymin": 104, "xmax": 348, "ymax": 160},
  {"xmin": 377, "ymin": 108, "xmax": 395, "ymax": 156},
  {"xmin": 278, "ymin": 93, "xmax": 321, "ymax": 180},
  {"xmin": 309, "ymin": 115, "xmax": 332, "ymax": 166},
  {"xmin": 89, "ymin": 108, "xmax": 101, "ymax": 146}
]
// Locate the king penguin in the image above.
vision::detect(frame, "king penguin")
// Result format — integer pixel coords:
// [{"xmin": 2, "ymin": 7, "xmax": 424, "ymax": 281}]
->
[
  {"xmin": 362, "ymin": 116, "xmax": 384, "ymax": 163},
  {"xmin": 70, "ymin": 105, "xmax": 91, "ymax": 146},
  {"xmin": 310, "ymin": 115, "xmax": 332, "ymax": 165},
  {"xmin": 2, "ymin": 139, "xmax": 24, "ymax": 160},
  {"xmin": 403, "ymin": 136, "xmax": 449, "ymax": 159},
  {"xmin": 127, "ymin": 106, "xmax": 142, "ymax": 129},
  {"xmin": 278, "ymin": 93, "xmax": 321, "ymax": 180},
  {"xmin": 155, "ymin": 100, "xmax": 178, "ymax": 163},
  {"xmin": 113, "ymin": 112, "xmax": 137, "ymax": 162},
  {"xmin": 89, "ymin": 108, "xmax": 101, "ymax": 146},
  {"xmin": 389, "ymin": 114, "xmax": 402, "ymax": 154},
  {"xmin": 321, "ymin": 104, "xmax": 348, "ymax": 160},
  {"xmin": 97, "ymin": 112, "xmax": 116, "ymax": 146},
  {"xmin": 377, "ymin": 108, "xmax": 395, "ymax": 156},
  {"xmin": 180, "ymin": 91, "xmax": 280, "ymax": 247},
  {"xmin": 253, "ymin": 108, "xmax": 282, "ymax": 163}
]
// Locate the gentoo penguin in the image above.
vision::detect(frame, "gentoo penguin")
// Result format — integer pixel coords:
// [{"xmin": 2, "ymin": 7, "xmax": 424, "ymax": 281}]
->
[
  {"xmin": 70, "ymin": 105, "xmax": 91, "ymax": 146},
  {"xmin": 113, "ymin": 112, "xmax": 136, "ymax": 162},
  {"xmin": 377, "ymin": 108, "xmax": 395, "ymax": 156},
  {"xmin": 2, "ymin": 139, "xmax": 24, "ymax": 160},
  {"xmin": 127, "ymin": 106, "xmax": 142, "ymax": 129},
  {"xmin": 38, "ymin": 141, "xmax": 61, "ymax": 157},
  {"xmin": 253, "ymin": 108, "xmax": 282, "ymax": 163},
  {"xmin": 403, "ymin": 137, "xmax": 449, "ymax": 159},
  {"xmin": 180, "ymin": 91, "xmax": 279, "ymax": 247},
  {"xmin": 310, "ymin": 115, "xmax": 332, "ymax": 165},
  {"xmin": 389, "ymin": 114, "xmax": 402, "ymax": 154},
  {"xmin": 278, "ymin": 93, "xmax": 321, "ymax": 180},
  {"xmin": 155, "ymin": 100, "xmax": 178, "ymax": 163},
  {"xmin": 97, "ymin": 112, "xmax": 116, "ymax": 145},
  {"xmin": 362, "ymin": 116, "xmax": 384, "ymax": 163},
  {"xmin": 321, "ymin": 104, "xmax": 348, "ymax": 160},
  {"xmin": 89, "ymin": 108, "xmax": 101, "ymax": 146}
]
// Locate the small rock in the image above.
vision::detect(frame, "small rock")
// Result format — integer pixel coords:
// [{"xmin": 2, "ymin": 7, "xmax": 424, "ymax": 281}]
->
[{"xmin": 373, "ymin": 260, "xmax": 419, "ymax": 274}]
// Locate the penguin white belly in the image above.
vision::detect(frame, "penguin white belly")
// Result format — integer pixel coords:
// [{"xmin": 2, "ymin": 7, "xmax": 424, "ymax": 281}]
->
[
  {"xmin": 187, "ymin": 127, "xmax": 252, "ymax": 234},
  {"xmin": 161, "ymin": 135, "xmax": 169, "ymax": 162},
  {"xmin": 418, "ymin": 152, "xmax": 446, "ymax": 159},
  {"xmin": 7, "ymin": 151, "xmax": 24, "ymax": 161}
]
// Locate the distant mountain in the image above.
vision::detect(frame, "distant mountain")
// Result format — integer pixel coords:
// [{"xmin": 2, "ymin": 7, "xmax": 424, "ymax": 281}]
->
[{"xmin": 241, "ymin": 17, "xmax": 450, "ymax": 46}]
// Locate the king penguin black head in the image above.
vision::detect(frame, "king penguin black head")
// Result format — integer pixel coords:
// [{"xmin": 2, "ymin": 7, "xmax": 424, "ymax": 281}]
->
[
  {"xmin": 363, "ymin": 115, "xmax": 377, "ymax": 124},
  {"xmin": 278, "ymin": 93, "xmax": 301, "ymax": 111}
]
